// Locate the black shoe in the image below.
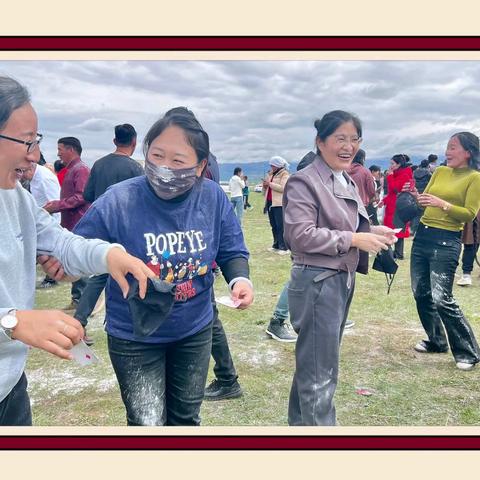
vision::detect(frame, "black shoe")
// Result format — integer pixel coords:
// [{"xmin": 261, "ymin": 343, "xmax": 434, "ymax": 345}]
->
[
  {"xmin": 36, "ymin": 278, "xmax": 58, "ymax": 289},
  {"xmin": 204, "ymin": 379, "xmax": 243, "ymax": 401},
  {"xmin": 266, "ymin": 319, "xmax": 297, "ymax": 343},
  {"xmin": 393, "ymin": 252, "xmax": 404, "ymax": 260}
]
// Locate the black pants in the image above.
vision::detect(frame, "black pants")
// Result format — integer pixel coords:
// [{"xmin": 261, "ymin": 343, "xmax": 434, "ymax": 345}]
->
[
  {"xmin": 108, "ymin": 322, "xmax": 213, "ymax": 426},
  {"xmin": 461, "ymin": 244, "xmax": 480, "ymax": 274},
  {"xmin": 366, "ymin": 203, "xmax": 379, "ymax": 226},
  {"xmin": 394, "ymin": 237, "xmax": 405, "ymax": 259},
  {"xmin": 74, "ymin": 273, "xmax": 108, "ymax": 327},
  {"xmin": 211, "ymin": 295, "xmax": 238, "ymax": 386},
  {"xmin": 0, "ymin": 373, "xmax": 32, "ymax": 426},
  {"xmin": 411, "ymin": 224, "xmax": 480, "ymax": 364},
  {"xmin": 71, "ymin": 277, "xmax": 87, "ymax": 303},
  {"xmin": 243, "ymin": 194, "xmax": 251, "ymax": 209},
  {"xmin": 268, "ymin": 205, "xmax": 286, "ymax": 251}
]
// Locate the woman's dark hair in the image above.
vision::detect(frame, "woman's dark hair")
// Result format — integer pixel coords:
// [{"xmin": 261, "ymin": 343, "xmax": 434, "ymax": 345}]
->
[
  {"xmin": 234, "ymin": 167, "xmax": 242, "ymax": 176},
  {"xmin": 427, "ymin": 154, "xmax": 438, "ymax": 163},
  {"xmin": 143, "ymin": 110, "xmax": 209, "ymax": 168},
  {"xmin": 352, "ymin": 149, "xmax": 366, "ymax": 165},
  {"xmin": 0, "ymin": 76, "xmax": 30, "ymax": 131},
  {"xmin": 54, "ymin": 159, "xmax": 65, "ymax": 173},
  {"xmin": 369, "ymin": 165, "xmax": 381, "ymax": 173},
  {"xmin": 451, "ymin": 132, "xmax": 479, "ymax": 170},
  {"xmin": 314, "ymin": 110, "xmax": 362, "ymax": 154},
  {"xmin": 391, "ymin": 154, "xmax": 410, "ymax": 169},
  {"xmin": 38, "ymin": 152, "xmax": 46, "ymax": 166}
]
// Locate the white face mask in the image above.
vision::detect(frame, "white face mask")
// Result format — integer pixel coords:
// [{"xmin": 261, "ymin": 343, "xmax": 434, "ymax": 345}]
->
[{"xmin": 145, "ymin": 160, "xmax": 199, "ymax": 200}]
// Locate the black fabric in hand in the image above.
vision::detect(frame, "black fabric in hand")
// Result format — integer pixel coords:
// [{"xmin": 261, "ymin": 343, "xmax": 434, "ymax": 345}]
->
[{"xmin": 127, "ymin": 277, "xmax": 177, "ymax": 337}]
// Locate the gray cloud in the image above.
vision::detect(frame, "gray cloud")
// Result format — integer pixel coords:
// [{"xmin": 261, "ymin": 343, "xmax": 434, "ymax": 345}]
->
[{"xmin": 1, "ymin": 60, "xmax": 479, "ymax": 166}]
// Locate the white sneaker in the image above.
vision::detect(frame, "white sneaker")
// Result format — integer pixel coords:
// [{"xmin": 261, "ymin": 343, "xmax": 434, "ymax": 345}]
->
[
  {"xmin": 277, "ymin": 249, "xmax": 290, "ymax": 256},
  {"xmin": 456, "ymin": 361, "xmax": 476, "ymax": 371},
  {"xmin": 457, "ymin": 274, "xmax": 472, "ymax": 286},
  {"xmin": 267, "ymin": 247, "xmax": 278, "ymax": 252}
]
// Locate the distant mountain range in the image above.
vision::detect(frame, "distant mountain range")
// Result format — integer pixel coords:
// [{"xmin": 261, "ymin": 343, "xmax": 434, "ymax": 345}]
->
[{"xmin": 218, "ymin": 155, "xmax": 430, "ymax": 182}]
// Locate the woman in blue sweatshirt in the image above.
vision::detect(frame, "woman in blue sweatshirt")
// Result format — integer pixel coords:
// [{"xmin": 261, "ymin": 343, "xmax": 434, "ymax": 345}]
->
[{"xmin": 74, "ymin": 110, "xmax": 253, "ymax": 426}]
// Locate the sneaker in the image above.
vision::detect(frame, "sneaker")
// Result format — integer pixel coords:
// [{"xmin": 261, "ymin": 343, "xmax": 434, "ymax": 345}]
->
[
  {"xmin": 457, "ymin": 274, "xmax": 472, "ymax": 287},
  {"xmin": 36, "ymin": 278, "xmax": 58, "ymax": 289},
  {"xmin": 414, "ymin": 340, "xmax": 448, "ymax": 353},
  {"xmin": 277, "ymin": 249, "xmax": 290, "ymax": 256},
  {"xmin": 344, "ymin": 320, "xmax": 355, "ymax": 329},
  {"xmin": 204, "ymin": 379, "xmax": 243, "ymax": 401},
  {"xmin": 266, "ymin": 320, "xmax": 297, "ymax": 343},
  {"xmin": 456, "ymin": 361, "xmax": 476, "ymax": 371},
  {"xmin": 83, "ymin": 328, "xmax": 94, "ymax": 347},
  {"xmin": 62, "ymin": 300, "xmax": 78, "ymax": 312},
  {"xmin": 267, "ymin": 247, "xmax": 279, "ymax": 252},
  {"xmin": 247, "ymin": 206, "xmax": 254, "ymax": 211}
]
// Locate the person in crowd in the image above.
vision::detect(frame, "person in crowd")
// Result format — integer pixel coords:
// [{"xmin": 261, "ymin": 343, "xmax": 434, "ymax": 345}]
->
[
  {"xmin": 74, "ymin": 124, "xmax": 143, "ymax": 345},
  {"xmin": 242, "ymin": 175, "xmax": 252, "ymax": 210},
  {"xmin": 44, "ymin": 137, "xmax": 91, "ymax": 310},
  {"xmin": 228, "ymin": 167, "xmax": 245, "ymax": 226},
  {"xmin": 347, "ymin": 149, "xmax": 376, "ymax": 209},
  {"xmin": 54, "ymin": 159, "xmax": 67, "ymax": 186},
  {"xmin": 457, "ymin": 212, "xmax": 480, "ymax": 287},
  {"xmin": 73, "ymin": 109, "xmax": 254, "ymax": 426},
  {"xmin": 0, "ymin": 75, "xmax": 154, "ymax": 426},
  {"xmin": 283, "ymin": 110, "xmax": 396, "ymax": 426},
  {"xmin": 378, "ymin": 154, "xmax": 413, "ymax": 259},
  {"xmin": 367, "ymin": 165, "xmax": 382, "ymax": 225},
  {"xmin": 411, "ymin": 159, "xmax": 433, "ymax": 234},
  {"xmin": 263, "ymin": 156, "xmax": 290, "ymax": 255},
  {"xmin": 408, "ymin": 132, "xmax": 480, "ymax": 370},
  {"xmin": 21, "ymin": 151, "xmax": 61, "ymax": 289},
  {"xmin": 428, "ymin": 153, "xmax": 438, "ymax": 173}
]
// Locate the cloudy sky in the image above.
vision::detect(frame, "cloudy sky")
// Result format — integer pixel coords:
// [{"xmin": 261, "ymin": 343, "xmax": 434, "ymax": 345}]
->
[{"xmin": 1, "ymin": 60, "xmax": 480, "ymax": 167}]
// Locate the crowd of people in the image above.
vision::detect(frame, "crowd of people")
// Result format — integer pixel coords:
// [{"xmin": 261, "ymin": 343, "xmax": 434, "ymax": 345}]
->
[{"xmin": 1, "ymin": 74, "xmax": 480, "ymax": 427}]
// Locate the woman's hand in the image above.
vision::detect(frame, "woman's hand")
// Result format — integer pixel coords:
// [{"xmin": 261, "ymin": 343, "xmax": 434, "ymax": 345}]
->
[
  {"xmin": 402, "ymin": 181, "xmax": 419, "ymax": 198},
  {"xmin": 417, "ymin": 193, "xmax": 448, "ymax": 209},
  {"xmin": 351, "ymin": 232, "xmax": 394, "ymax": 254},
  {"xmin": 370, "ymin": 225, "xmax": 398, "ymax": 243},
  {"xmin": 231, "ymin": 280, "xmax": 254, "ymax": 309},
  {"xmin": 262, "ymin": 180, "xmax": 270, "ymax": 188}
]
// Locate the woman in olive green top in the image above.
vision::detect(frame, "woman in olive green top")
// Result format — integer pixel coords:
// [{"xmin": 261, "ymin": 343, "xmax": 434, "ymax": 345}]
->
[{"xmin": 410, "ymin": 132, "xmax": 480, "ymax": 370}]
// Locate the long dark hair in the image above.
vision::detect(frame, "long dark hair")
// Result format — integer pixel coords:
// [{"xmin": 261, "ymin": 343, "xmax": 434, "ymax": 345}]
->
[
  {"xmin": 451, "ymin": 132, "xmax": 479, "ymax": 170},
  {"xmin": 391, "ymin": 154, "xmax": 410, "ymax": 169},
  {"xmin": 314, "ymin": 110, "xmax": 362, "ymax": 154}
]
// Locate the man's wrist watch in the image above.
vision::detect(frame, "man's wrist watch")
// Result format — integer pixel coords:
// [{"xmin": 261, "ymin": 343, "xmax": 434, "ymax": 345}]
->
[{"xmin": 0, "ymin": 310, "xmax": 18, "ymax": 339}]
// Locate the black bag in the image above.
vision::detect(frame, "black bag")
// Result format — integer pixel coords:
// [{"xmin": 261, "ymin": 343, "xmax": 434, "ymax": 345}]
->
[
  {"xmin": 127, "ymin": 277, "xmax": 177, "ymax": 337},
  {"xmin": 393, "ymin": 192, "xmax": 422, "ymax": 230},
  {"xmin": 372, "ymin": 247, "xmax": 398, "ymax": 294}
]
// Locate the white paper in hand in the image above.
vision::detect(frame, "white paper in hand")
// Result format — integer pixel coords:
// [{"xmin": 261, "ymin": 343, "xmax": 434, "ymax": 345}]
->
[
  {"xmin": 215, "ymin": 296, "xmax": 241, "ymax": 309},
  {"xmin": 70, "ymin": 340, "xmax": 100, "ymax": 366}
]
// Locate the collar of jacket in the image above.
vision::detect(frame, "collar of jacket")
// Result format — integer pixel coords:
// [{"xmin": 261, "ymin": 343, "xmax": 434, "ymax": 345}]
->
[{"xmin": 66, "ymin": 156, "xmax": 82, "ymax": 169}]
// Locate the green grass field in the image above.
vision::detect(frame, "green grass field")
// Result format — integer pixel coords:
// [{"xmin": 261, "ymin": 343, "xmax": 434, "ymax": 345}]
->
[{"xmin": 28, "ymin": 191, "xmax": 480, "ymax": 426}]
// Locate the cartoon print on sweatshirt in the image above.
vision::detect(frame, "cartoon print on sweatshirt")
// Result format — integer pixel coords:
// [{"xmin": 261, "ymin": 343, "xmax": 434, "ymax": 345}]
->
[{"xmin": 144, "ymin": 229, "xmax": 209, "ymax": 302}]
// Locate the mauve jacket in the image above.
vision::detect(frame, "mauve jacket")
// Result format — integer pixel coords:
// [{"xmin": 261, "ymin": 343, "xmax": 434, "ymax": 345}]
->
[
  {"xmin": 283, "ymin": 155, "xmax": 370, "ymax": 275},
  {"xmin": 347, "ymin": 162, "xmax": 376, "ymax": 207},
  {"xmin": 48, "ymin": 157, "xmax": 91, "ymax": 231}
]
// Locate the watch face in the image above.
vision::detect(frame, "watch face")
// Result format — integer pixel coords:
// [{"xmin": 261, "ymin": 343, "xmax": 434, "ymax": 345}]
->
[{"xmin": 1, "ymin": 314, "xmax": 17, "ymax": 329}]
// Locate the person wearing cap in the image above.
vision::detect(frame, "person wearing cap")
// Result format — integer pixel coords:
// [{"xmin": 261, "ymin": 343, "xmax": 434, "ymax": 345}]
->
[
  {"xmin": 263, "ymin": 156, "xmax": 290, "ymax": 255},
  {"xmin": 73, "ymin": 124, "xmax": 144, "ymax": 345},
  {"xmin": 0, "ymin": 76, "xmax": 155, "ymax": 426},
  {"xmin": 407, "ymin": 132, "xmax": 480, "ymax": 371}
]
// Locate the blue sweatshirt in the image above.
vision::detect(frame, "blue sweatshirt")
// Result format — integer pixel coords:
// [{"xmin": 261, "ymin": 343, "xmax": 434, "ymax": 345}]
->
[{"xmin": 74, "ymin": 176, "xmax": 249, "ymax": 343}]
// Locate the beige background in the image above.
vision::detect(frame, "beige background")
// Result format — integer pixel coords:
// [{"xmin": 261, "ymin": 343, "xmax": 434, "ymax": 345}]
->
[{"xmin": 2, "ymin": 0, "xmax": 480, "ymax": 474}]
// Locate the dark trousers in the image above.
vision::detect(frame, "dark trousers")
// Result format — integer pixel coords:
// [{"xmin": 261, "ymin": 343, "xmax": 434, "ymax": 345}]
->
[
  {"xmin": 71, "ymin": 277, "xmax": 87, "ymax": 303},
  {"xmin": 411, "ymin": 224, "xmax": 480, "ymax": 364},
  {"xmin": 108, "ymin": 322, "xmax": 212, "ymax": 426},
  {"xmin": 0, "ymin": 373, "xmax": 32, "ymax": 426},
  {"xmin": 288, "ymin": 266, "xmax": 355, "ymax": 426},
  {"xmin": 211, "ymin": 295, "xmax": 238, "ymax": 386},
  {"xmin": 243, "ymin": 194, "xmax": 251, "ymax": 209},
  {"xmin": 461, "ymin": 244, "xmax": 480, "ymax": 274},
  {"xmin": 394, "ymin": 237, "xmax": 405, "ymax": 259},
  {"xmin": 74, "ymin": 273, "xmax": 108, "ymax": 326},
  {"xmin": 268, "ymin": 205, "xmax": 286, "ymax": 251},
  {"xmin": 366, "ymin": 203, "xmax": 379, "ymax": 226}
]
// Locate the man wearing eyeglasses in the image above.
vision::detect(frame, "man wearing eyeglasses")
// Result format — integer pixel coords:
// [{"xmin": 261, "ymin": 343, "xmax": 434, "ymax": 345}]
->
[{"xmin": 0, "ymin": 76, "xmax": 155, "ymax": 425}]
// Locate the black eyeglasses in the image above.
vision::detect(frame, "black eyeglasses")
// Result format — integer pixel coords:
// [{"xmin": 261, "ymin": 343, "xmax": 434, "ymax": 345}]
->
[{"xmin": 0, "ymin": 133, "xmax": 43, "ymax": 153}]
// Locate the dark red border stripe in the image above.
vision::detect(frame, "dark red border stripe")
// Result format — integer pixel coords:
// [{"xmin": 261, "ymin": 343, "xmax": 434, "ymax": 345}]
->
[
  {"xmin": 1, "ymin": 36, "xmax": 480, "ymax": 51},
  {"xmin": 0, "ymin": 436, "xmax": 480, "ymax": 450}
]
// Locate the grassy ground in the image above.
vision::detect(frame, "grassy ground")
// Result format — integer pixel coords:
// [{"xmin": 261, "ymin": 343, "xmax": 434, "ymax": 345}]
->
[{"xmin": 28, "ymin": 191, "xmax": 480, "ymax": 426}]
